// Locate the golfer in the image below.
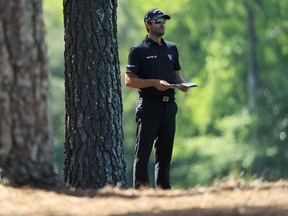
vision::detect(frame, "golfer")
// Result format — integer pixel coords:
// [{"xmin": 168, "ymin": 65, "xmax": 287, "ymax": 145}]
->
[{"xmin": 125, "ymin": 8, "xmax": 188, "ymax": 189}]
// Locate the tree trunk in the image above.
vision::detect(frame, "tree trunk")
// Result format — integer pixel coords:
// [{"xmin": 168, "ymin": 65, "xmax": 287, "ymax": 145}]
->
[
  {"xmin": 63, "ymin": 0, "xmax": 126, "ymax": 189},
  {"xmin": 245, "ymin": 1, "xmax": 262, "ymax": 176},
  {"xmin": 0, "ymin": 0, "xmax": 59, "ymax": 186},
  {"xmin": 246, "ymin": 4, "xmax": 257, "ymax": 114}
]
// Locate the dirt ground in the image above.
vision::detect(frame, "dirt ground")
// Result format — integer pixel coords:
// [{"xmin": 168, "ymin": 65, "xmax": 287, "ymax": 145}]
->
[{"xmin": 1, "ymin": 179, "xmax": 288, "ymax": 216}]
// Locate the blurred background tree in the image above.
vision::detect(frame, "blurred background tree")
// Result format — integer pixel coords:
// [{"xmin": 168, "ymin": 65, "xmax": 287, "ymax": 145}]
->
[
  {"xmin": 0, "ymin": 0, "xmax": 59, "ymax": 186},
  {"xmin": 44, "ymin": 0, "xmax": 288, "ymax": 188}
]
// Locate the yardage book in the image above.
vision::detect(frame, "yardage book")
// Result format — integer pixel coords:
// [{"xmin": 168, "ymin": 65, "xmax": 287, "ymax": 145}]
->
[{"xmin": 169, "ymin": 82, "xmax": 198, "ymax": 89}]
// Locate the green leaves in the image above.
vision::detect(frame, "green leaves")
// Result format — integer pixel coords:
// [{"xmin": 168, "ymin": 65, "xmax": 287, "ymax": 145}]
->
[{"xmin": 44, "ymin": 0, "xmax": 288, "ymax": 187}]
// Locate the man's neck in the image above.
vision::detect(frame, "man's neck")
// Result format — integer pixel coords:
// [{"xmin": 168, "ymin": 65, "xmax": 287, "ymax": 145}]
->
[{"xmin": 148, "ymin": 34, "xmax": 162, "ymax": 45}]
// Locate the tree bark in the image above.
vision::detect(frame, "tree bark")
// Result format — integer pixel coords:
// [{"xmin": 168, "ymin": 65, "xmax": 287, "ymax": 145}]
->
[
  {"xmin": 0, "ymin": 0, "xmax": 59, "ymax": 186},
  {"xmin": 63, "ymin": 0, "xmax": 126, "ymax": 189}
]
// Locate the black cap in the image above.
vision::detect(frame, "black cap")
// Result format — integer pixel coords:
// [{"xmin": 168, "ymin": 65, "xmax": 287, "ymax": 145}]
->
[{"xmin": 144, "ymin": 8, "xmax": 171, "ymax": 23}]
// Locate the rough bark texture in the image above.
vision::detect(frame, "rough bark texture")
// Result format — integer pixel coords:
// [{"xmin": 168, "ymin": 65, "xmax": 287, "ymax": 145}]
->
[
  {"xmin": 0, "ymin": 0, "xmax": 59, "ymax": 186},
  {"xmin": 63, "ymin": 0, "xmax": 126, "ymax": 189}
]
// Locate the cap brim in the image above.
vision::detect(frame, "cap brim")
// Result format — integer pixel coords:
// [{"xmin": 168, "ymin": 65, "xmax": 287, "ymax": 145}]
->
[
  {"xmin": 162, "ymin": 15, "xmax": 171, "ymax": 20},
  {"xmin": 150, "ymin": 14, "xmax": 171, "ymax": 22}
]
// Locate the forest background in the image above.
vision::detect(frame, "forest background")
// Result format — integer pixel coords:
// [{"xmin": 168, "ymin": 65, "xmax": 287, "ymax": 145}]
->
[{"xmin": 44, "ymin": 0, "xmax": 288, "ymax": 188}]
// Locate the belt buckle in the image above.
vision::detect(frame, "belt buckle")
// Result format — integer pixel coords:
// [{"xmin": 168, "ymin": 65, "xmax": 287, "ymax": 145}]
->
[{"xmin": 162, "ymin": 96, "xmax": 169, "ymax": 102}]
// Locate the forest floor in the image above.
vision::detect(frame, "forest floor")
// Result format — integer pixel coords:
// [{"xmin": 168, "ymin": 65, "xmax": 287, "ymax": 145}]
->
[{"xmin": 1, "ymin": 178, "xmax": 288, "ymax": 216}]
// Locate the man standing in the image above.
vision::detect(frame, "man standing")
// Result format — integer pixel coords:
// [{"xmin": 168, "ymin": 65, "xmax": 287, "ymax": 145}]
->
[{"xmin": 125, "ymin": 8, "xmax": 188, "ymax": 189}]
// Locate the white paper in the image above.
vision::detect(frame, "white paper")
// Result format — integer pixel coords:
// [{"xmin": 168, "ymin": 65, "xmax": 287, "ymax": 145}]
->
[{"xmin": 169, "ymin": 82, "xmax": 198, "ymax": 89}]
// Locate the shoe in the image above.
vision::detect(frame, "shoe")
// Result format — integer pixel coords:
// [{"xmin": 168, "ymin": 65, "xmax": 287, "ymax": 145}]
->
[
  {"xmin": 156, "ymin": 185, "xmax": 171, "ymax": 190},
  {"xmin": 134, "ymin": 181, "xmax": 150, "ymax": 190}
]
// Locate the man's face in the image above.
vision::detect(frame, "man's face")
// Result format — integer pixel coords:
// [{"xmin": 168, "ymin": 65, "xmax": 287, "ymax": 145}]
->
[
  {"xmin": 150, "ymin": 23, "xmax": 165, "ymax": 36},
  {"xmin": 147, "ymin": 18, "xmax": 167, "ymax": 36}
]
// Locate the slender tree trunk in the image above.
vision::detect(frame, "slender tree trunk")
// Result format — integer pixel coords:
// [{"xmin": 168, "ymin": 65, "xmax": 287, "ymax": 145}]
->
[
  {"xmin": 63, "ymin": 0, "xmax": 126, "ymax": 189},
  {"xmin": 245, "ymin": 1, "xmax": 262, "ymax": 175},
  {"xmin": 247, "ymin": 5, "xmax": 257, "ymax": 114},
  {"xmin": 0, "ymin": 0, "xmax": 59, "ymax": 186}
]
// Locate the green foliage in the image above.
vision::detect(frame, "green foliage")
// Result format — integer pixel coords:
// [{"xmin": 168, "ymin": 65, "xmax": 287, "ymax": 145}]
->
[
  {"xmin": 50, "ymin": 76, "xmax": 65, "ymax": 175},
  {"xmin": 43, "ymin": 0, "xmax": 63, "ymax": 29},
  {"xmin": 172, "ymin": 109, "xmax": 255, "ymax": 188},
  {"xmin": 44, "ymin": 0, "xmax": 288, "ymax": 187},
  {"xmin": 43, "ymin": 0, "xmax": 65, "ymax": 174},
  {"xmin": 46, "ymin": 28, "xmax": 64, "ymax": 79},
  {"xmin": 172, "ymin": 136, "xmax": 255, "ymax": 188}
]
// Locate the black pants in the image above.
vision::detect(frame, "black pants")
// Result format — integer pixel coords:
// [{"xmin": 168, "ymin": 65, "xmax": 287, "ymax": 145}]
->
[{"xmin": 133, "ymin": 95, "xmax": 178, "ymax": 189}]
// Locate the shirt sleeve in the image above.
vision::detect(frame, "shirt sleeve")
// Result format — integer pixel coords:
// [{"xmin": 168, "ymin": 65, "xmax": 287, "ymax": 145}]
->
[
  {"xmin": 126, "ymin": 46, "xmax": 140, "ymax": 75},
  {"xmin": 173, "ymin": 45, "xmax": 181, "ymax": 71}
]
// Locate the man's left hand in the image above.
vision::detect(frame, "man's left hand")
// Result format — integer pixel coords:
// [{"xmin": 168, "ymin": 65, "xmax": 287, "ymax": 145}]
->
[{"xmin": 178, "ymin": 85, "xmax": 189, "ymax": 92}]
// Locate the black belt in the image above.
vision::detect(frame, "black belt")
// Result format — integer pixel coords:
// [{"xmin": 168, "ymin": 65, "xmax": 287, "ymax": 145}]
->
[{"xmin": 139, "ymin": 94, "xmax": 175, "ymax": 102}]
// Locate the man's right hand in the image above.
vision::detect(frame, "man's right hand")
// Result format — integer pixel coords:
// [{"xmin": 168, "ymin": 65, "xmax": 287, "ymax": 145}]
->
[
  {"xmin": 125, "ymin": 73, "xmax": 170, "ymax": 91},
  {"xmin": 154, "ymin": 80, "xmax": 170, "ymax": 91}
]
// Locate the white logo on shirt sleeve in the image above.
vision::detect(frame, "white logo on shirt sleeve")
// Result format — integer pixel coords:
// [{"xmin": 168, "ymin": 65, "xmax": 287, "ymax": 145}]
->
[{"xmin": 127, "ymin": 64, "xmax": 135, "ymax": 68}]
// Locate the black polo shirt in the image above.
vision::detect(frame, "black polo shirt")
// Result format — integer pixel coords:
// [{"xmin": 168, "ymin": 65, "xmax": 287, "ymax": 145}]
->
[{"xmin": 126, "ymin": 36, "xmax": 181, "ymax": 96}]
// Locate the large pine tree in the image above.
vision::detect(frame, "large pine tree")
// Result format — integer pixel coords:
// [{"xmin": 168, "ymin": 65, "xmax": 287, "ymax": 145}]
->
[{"xmin": 63, "ymin": 0, "xmax": 126, "ymax": 189}]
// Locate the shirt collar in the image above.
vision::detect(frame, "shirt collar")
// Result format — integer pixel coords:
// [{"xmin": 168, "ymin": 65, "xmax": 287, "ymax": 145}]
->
[{"xmin": 145, "ymin": 36, "xmax": 167, "ymax": 47}]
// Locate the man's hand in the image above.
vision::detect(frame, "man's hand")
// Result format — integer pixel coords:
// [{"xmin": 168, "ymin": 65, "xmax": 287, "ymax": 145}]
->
[
  {"xmin": 174, "ymin": 70, "xmax": 189, "ymax": 92},
  {"xmin": 154, "ymin": 80, "xmax": 170, "ymax": 91},
  {"xmin": 178, "ymin": 85, "xmax": 189, "ymax": 92}
]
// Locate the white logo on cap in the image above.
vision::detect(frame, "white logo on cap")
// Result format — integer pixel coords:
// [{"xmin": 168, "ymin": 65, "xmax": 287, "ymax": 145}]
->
[{"xmin": 153, "ymin": 9, "xmax": 162, "ymax": 14}]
